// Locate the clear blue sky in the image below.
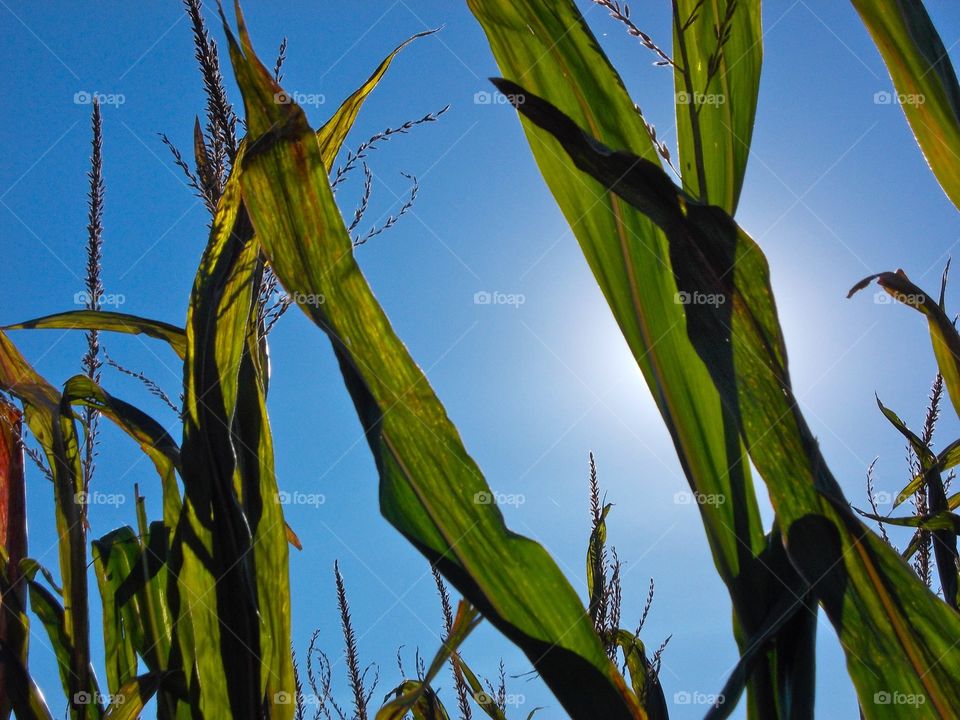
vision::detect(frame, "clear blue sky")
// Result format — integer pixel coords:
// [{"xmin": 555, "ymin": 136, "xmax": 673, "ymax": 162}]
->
[{"xmin": 2, "ymin": 1, "xmax": 959, "ymax": 718}]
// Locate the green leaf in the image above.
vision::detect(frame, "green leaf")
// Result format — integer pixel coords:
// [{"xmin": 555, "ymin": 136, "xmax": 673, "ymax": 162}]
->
[
  {"xmin": 316, "ymin": 29, "xmax": 438, "ymax": 169},
  {"xmin": 467, "ymin": 2, "xmax": 798, "ymax": 717},
  {"xmin": 673, "ymin": 0, "xmax": 762, "ymax": 211},
  {"xmin": 857, "ymin": 507, "xmax": 960, "ymax": 532},
  {"xmin": 503, "ymin": 79, "xmax": 960, "ymax": 717},
  {"xmin": 61, "ymin": 375, "xmax": 181, "ymax": 528},
  {"xmin": 5, "ymin": 310, "xmax": 187, "ymax": 359},
  {"xmin": 0, "ymin": 641, "xmax": 53, "ymax": 720},
  {"xmin": 102, "ymin": 672, "xmax": 164, "ymax": 720},
  {"xmin": 0, "ymin": 331, "xmax": 99, "ymax": 719},
  {"xmin": 852, "ymin": 0, "xmax": 960, "ymax": 210},
  {"xmin": 26, "ymin": 576, "xmax": 102, "ymax": 717},
  {"xmin": 376, "ymin": 603, "xmax": 480, "ymax": 720},
  {"xmin": 852, "ymin": 270, "xmax": 960, "ymax": 416},
  {"xmin": 870, "ymin": 394, "xmax": 958, "ymax": 604},
  {"xmin": 586, "ymin": 502, "xmax": 611, "ymax": 622},
  {"xmin": 380, "ymin": 681, "xmax": 451, "ymax": 720},
  {"xmin": 222, "ymin": 11, "xmax": 642, "ymax": 718},
  {"xmin": 455, "ymin": 657, "xmax": 507, "ymax": 720},
  {"xmin": 875, "ymin": 395, "xmax": 934, "ymax": 464},
  {"xmin": 613, "ymin": 630, "xmax": 670, "ymax": 720},
  {"xmin": 91, "ymin": 527, "xmax": 141, "ymax": 695},
  {"xmin": 705, "ymin": 525, "xmax": 816, "ymax": 720},
  {"xmin": 173, "ymin": 129, "xmax": 294, "ymax": 718},
  {"xmin": 892, "ymin": 435, "xmax": 960, "ymax": 507},
  {"xmin": 0, "ymin": 403, "xmax": 47, "ymax": 720}
]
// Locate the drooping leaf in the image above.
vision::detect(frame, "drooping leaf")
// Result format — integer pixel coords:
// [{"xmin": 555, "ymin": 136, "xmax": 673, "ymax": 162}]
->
[
  {"xmin": 500, "ymin": 79, "xmax": 960, "ymax": 717},
  {"xmin": 5, "ymin": 311, "xmax": 187, "ymax": 359},
  {"xmin": 222, "ymin": 11, "xmax": 641, "ymax": 717},
  {"xmin": 857, "ymin": 507, "xmax": 960, "ymax": 532},
  {"xmin": 61, "ymin": 375, "xmax": 181, "ymax": 528},
  {"xmin": 851, "ymin": 270, "xmax": 960, "ymax": 418},
  {"xmin": 852, "ymin": 0, "xmax": 960, "ymax": 209}
]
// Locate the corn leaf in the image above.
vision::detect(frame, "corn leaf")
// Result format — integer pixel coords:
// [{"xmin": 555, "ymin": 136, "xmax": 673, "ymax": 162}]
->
[
  {"xmin": 852, "ymin": 270, "xmax": 960, "ymax": 416},
  {"xmin": 586, "ymin": 502, "xmax": 611, "ymax": 621},
  {"xmin": 221, "ymin": 10, "xmax": 642, "ymax": 717},
  {"xmin": 875, "ymin": 395, "xmax": 934, "ymax": 462},
  {"xmin": 102, "ymin": 672, "xmax": 164, "ymax": 720},
  {"xmin": 894, "ymin": 435, "xmax": 960, "ymax": 507},
  {"xmin": 380, "ymin": 681, "xmax": 451, "ymax": 720},
  {"xmin": 0, "ymin": 641, "xmax": 53, "ymax": 720},
  {"xmin": 172, "ymin": 132, "xmax": 294, "ymax": 719},
  {"xmin": 673, "ymin": 0, "xmax": 762, "ymax": 211},
  {"xmin": 613, "ymin": 630, "xmax": 669, "ymax": 720},
  {"xmin": 705, "ymin": 525, "xmax": 816, "ymax": 720},
  {"xmin": 376, "ymin": 603, "xmax": 480, "ymax": 720},
  {"xmin": 61, "ymin": 375, "xmax": 181, "ymax": 528},
  {"xmin": 455, "ymin": 658, "xmax": 507, "ymax": 720},
  {"xmin": 466, "ymin": 2, "xmax": 805, "ymax": 717},
  {"xmin": 91, "ymin": 528, "xmax": 140, "ymax": 695},
  {"xmin": 852, "ymin": 0, "xmax": 960, "ymax": 210},
  {"xmin": 5, "ymin": 311, "xmax": 187, "ymax": 360},
  {"xmin": 0, "ymin": 400, "xmax": 41, "ymax": 720},
  {"xmin": 502, "ymin": 79, "xmax": 960, "ymax": 717},
  {"xmin": 0, "ymin": 331, "xmax": 100, "ymax": 719},
  {"xmin": 316, "ymin": 29, "xmax": 437, "ymax": 169}
]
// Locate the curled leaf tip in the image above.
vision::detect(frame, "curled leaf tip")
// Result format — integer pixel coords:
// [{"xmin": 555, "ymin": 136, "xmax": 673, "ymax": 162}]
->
[{"xmin": 847, "ymin": 273, "xmax": 881, "ymax": 298}]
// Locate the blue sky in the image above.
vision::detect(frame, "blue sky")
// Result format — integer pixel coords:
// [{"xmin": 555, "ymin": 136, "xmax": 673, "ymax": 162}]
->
[{"xmin": 2, "ymin": 1, "xmax": 959, "ymax": 718}]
